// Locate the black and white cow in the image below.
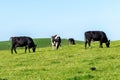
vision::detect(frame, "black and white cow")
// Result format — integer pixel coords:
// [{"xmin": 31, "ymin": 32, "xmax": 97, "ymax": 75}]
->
[
  {"xmin": 10, "ymin": 36, "xmax": 37, "ymax": 54},
  {"xmin": 68, "ymin": 38, "xmax": 75, "ymax": 45},
  {"xmin": 84, "ymin": 31, "xmax": 110, "ymax": 48},
  {"xmin": 51, "ymin": 35, "xmax": 61, "ymax": 49}
]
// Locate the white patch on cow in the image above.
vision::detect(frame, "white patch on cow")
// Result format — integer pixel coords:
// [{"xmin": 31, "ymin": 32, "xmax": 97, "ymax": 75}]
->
[{"xmin": 55, "ymin": 35, "xmax": 59, "ymax": 39}]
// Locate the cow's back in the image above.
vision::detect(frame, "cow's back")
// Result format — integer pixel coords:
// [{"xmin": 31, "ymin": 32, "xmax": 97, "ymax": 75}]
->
[
  {"xmin": 92, "ymin": 31, "xmax": 108, "ymax": 42},
  {"xmin": 11, "ymin": 36, "xmax": 35, "ymax": 46},
  {"xmin": 85, "ymin": 31, "xmax": 108, "ymax": 41}
]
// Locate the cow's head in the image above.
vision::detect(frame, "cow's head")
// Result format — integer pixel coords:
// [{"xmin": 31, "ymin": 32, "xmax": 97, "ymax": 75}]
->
[
  {"xmin": 51, "ymin": 35, "xmax": 57, "ymax": 45},
  {"xmin": 106, "ymin": 40, "xmax": 110, "ymax": 48},
  {"xmin": 32, "ymin": 45, "xmax": 37, "ymax": 52}
]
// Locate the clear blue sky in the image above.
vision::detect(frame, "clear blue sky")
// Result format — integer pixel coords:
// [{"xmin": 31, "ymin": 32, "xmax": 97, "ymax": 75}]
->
[{"xmin": 0, "ymin": 0, "xmax": 120, "ymax": 41}]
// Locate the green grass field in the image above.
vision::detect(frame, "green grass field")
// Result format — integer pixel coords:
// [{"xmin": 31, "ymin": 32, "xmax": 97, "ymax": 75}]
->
[{"xmin": 0, "ymin": 39, "xmax": 120, "ymax": 80}]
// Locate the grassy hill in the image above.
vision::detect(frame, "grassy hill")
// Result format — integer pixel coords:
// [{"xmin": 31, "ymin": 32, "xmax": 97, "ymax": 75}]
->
[
  {"xmin": 0, "ymin": 38, "xmax": 83, "ymax": 50},
  {"xmin": 0, "ymin": 39, "xmax": 120, "ymax": 80}
]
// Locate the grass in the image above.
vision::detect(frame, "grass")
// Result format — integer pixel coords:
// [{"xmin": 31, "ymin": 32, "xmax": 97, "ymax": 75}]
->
[{"xmin": 0, "ymin": 39, "xmax": 120, "ymax": 80}]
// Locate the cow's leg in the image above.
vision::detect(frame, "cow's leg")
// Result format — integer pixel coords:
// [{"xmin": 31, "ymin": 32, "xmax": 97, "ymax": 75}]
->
[
  {"xmin": 88, "ymin": 40, "xmax": 91, "ymax": 48},
  {"xmin": 59, "ymin": 43, "xmax": 62, "ymax": 49},
  {"xmin": 13, "ymin": 47, "xmax": 17, "ymax": 54},
  {"xmin": 28, "ymin": 47, "xmax": 31, "ymax": 53},
  {"xmin": 99, "ymin": 41, "xmax": 103, "ymax": 48},
  {"xmin": 52, "ymin": 42, "xmax": 55, "ymax": 50},
  {"xmin": 56, "ymin": 42, "xmax": 59, "ymax": 49},
  {"xmin": 56, "ymin": 42, "xmax": 58, "ymax": 49},
  {"xmin": 11, "ymin": 46, "xmax": 14, "ymax": 54},
  {"xmin": 85, "ymin": 40, "xmax": 87, "ymax": 49},
  {"xmin": 11, "ymin": 45, "xmax": 17, "ymax": 54},
  {"xmin": 27, "ymin": 44, "xmax": 31, "ymax": 53},
  {"xmin": 25, "ymin": 46, "xmax": 27, "ymax": 53}
]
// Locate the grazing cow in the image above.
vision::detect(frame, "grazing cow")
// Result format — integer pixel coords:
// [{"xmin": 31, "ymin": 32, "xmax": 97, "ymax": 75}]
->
[
  {"xmin": 51, "ymin": 35, "xmax": 61, "ymax": 49},
  {"xmin": 68, "ymin": 38, "xmax": 75, "ymax": 45},
  {"xmin": 10, "ymin": 36, "xmax": 37, "ymax": 54},
  {"xmin": 84, "ymin": 31, "xmax": 110, "ymax": 48}
]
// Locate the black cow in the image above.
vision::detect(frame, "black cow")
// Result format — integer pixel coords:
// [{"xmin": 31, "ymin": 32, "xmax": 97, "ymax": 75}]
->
[
  {"xmin": 68, "ymin": 38, "xmax": 75, "ymax": 45},
  {"xmin": 10, "ymin": 36, "xmax": 37, "ymax": 54},
  {"xmin": 51, "ymin": 35, "xmax": 61, "ymax": 49},
  {"xmin": 84, "ymin": 31, "xmax": 110, "ymax": 48}
]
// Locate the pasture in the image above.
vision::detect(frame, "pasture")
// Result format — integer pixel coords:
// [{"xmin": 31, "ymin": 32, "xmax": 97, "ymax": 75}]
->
[{"xmin": 0, "ymin": 39, "xmax": 120, "ymax": 80}]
